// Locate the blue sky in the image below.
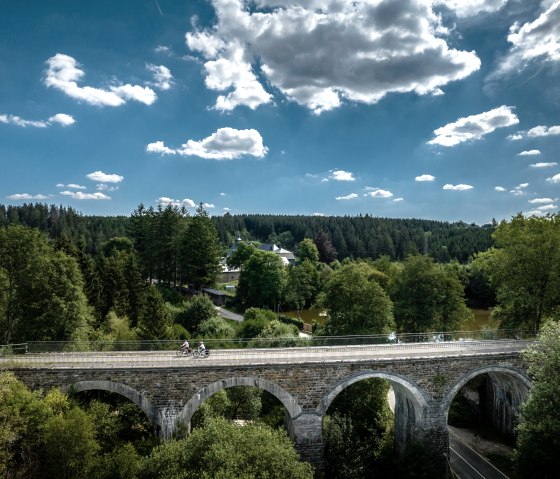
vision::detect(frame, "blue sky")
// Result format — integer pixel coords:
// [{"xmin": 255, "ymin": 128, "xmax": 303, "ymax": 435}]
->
[{"xmin": 1, "ymin": 0, "xmax": 560, "ymax": 224}]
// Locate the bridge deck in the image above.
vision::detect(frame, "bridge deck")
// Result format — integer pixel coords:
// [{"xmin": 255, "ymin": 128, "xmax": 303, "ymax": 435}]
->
[{"xmin": 0, "ymin": 340, "xmax": 530, "ymax": 369}]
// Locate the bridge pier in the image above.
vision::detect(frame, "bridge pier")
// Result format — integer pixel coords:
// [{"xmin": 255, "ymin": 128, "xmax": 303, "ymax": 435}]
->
[{"xmin": 289, "ymin": 413, "xmax": 324, "ymax": 472}]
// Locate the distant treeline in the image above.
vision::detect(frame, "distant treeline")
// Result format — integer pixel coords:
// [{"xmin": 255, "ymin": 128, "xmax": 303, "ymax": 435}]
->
[
  {"xmin": 0, "ymin": 203, "xmax": 494, "ymax": 262},
  {"xmin": 213, "ymin": 214, "xmax": 495, "ymax": 262}
]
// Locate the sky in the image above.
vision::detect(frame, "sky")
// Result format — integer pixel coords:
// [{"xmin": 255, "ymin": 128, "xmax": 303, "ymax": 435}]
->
[{"xmin": 1, "ymin": 0, "xmax": 560, "ymax": 224}]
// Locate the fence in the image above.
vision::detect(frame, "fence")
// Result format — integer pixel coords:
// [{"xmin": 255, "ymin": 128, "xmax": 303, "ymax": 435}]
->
[{"xmin": 0, "ymin": 330, "xmax": 537, "ymax": 354}]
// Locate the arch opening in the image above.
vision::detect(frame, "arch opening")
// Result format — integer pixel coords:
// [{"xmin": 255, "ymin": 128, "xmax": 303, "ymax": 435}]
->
[
  {"xmin": 444, "ymin": 366, "xmax": 531, "ymax": 475},
  {"xmin": 319, "ymin": 371, "xmax": 437, "ymax": 477},
  {"xmin": 175, "ymin": 377, "xmax": 303, "ymax": 437},
  {"xmin": 62, "ymin": 380, "xmax": 161, "ymax": 433}
]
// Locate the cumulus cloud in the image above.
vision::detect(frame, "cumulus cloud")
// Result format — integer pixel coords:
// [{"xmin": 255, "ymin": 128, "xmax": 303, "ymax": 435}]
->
[
  {"xmin": 157, "ymin": 197, "xmax": 196, "ymax": 208},
  {"xmin": 330, "ymin": 170, "xmax": 355, "ymax": 182},
  {"xmin": 86, "ymin": 171, "xmax": 124, "ymax": 183},
  {"xmin": 204, "ymin": 203, "xmax": 215, "ymax": 208},
  {"xmin": 495, "ymin": 186, "xmax": 507, "ymax": 191},
  {"xmin": 511, "ymin": 182, "xmax": 529, "ymax": 195},
  {"xmin": 335, "ymin": 193, "xmax": 358, "ymax": 200},
  {"xmin": 60, "ymin": 191, "xmax": 110, "ymax": 200},
  {"xmin": 434, "ymin": 0, "xmax": 509, "ymax": 17},
  {"xmin": 518, "ymin": 149, "xmax": 541, "ymax": 156},
  {"xmin": 547, "ymin": 173, "xmax": 560, "ymax": 183},
  {"xmin": 536, "ymin": 204, "xmax": 558, "ymax": 210},
  {"xmin": 494, "ymin": 2, "xmax": 560, "ymax": 77},
  {"xmin": 312, "ymin": 212, "xmax": 325, "ymax": 216},
  {"xmin": 530, "ymin": 162, "xmax": 558, "ymax": 168},
  {"xmin": 56, "ymin": 183, "xmax": 86, "ymax": 189},
  {"xmin": 7, "ymin": 193, "xmax": 49, "ymax": 200},
  {"xmin": 365, "ymin": 188, "xmax": 394, "ymax": 198},
  {"xmin": 223, "ymin": 207, "xmax": 231, "ymax": 212},
  {"xmin": 147, "ymin": 64, "xmax": 173, "ymax": 90},
  {"xmin": 527, "ymin": 125, "xmax": 560, "ymax": 137},
  {"xmin": 147, "ymin": 128, "xmax": 267, "ymax": 160},
  {"xmin": 443, "ymin": 184, "xmax": 473, "ymax": 190},
  {"xmin": 393, "ymin": 197, "xmax": 404, "ymax": 202},
  {"xmin": 146, "ymin": 141, "xmax": 176, "ymax": 155},
  {"xmin": 428, "ymin": 105, "xmax": 519, "ymax": 147},
  {"xmin": 1, "ymin": 112, "xmax": 75, "ymax": 128},
  {"xmin": 186, "ymin": 0, "xmax": 480, "ymax": 114},
  {"xmin": 96, "ymin": 184, "xmax": 119, "ymax": 192},
  {"xmin": 44, "ymin": 53, "xmax": 157, "ymax": 106},
  {"xmin": 528, "ymin": 197, "xmax": 554, "ymax": 204},
  {"xmin": 415, "ymin": 174, "xmax": 435, "ymax": 182},
  {"xmin": 507, "ymin": 133, "xmax": 523, "ymax": 141},
  {"xmin": 155, "ymin": 45, "xmax": 171, "ymax": 54}
]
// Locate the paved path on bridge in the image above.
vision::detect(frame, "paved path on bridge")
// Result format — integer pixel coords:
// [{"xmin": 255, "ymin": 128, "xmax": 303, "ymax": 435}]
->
[{"xmin": 1, "ymin": 340, "xmax": 530, "ymax": 369}]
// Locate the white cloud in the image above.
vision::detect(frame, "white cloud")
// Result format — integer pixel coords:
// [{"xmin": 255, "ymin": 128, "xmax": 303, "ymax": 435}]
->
[
  {"xmin": 96, "ymin": 183, "xmax": 119, "ymax": 192},
  {"xmin": 529, "ymin": 197, "xmax": 554, "ymax": 204},
  {"xmin": 312, "ymin": 212, "xmax": 325, "ymax": 216},
  {"xmin": 415, "ymin": 174, "xmax": 435, "ymax": 182},
  {"xmin": 147, "ymin": 64, "xmax": 173, "ymax": 90},
  {"xmin": 204, "ymin": 203, "xmax": 215, "ymax": 208},
  {"xmin": 44, "ymin": 53, "xmax": 157, "ymax": 106},
  {"xmin": 365, "ymin": 189, "xmax": 394, "ymax": 198},
  {"xmin": 434, "ymin": 0, "xmax": 509, "ymax": 17},
  {"xmin": 428, "ymin": 105, "xmax": 519, "ymax": 147},
  {"xmin": 495, "ymin": 186, "xmax": 507, "ymax": 192},
  {"xmin": 60, "ymin": 191, "xmax": 110, "ymax": 200},
  {"xmin": 7, "ymin": 193, "xmax": 49, "ymax": 200},
  {"xmin": 86, "ymin": 171, "xmax": 124, "ymax": 183},
  {"xmin": 393, "ymin": 197, "xmax": 404, "ymax": 202},
  {"xmin": 507, "ymin": 133, "xmax": 523, "ymax": 141},
  {"xmin": 223, "ymin": 207, "xmax": 231, "ymax": 212},
  {"xmin": 1, "ymin": 112, "xmax": 75, "ymax": 128},
  {"xmin": 443, "ymin": 184, "xmax": 473, "ymax": 191},
  {"xmin": 157, "ymin": 197, "xmax": 196, "ymax": 208},
  {"xmin": 530, "ymin": 162, "xmax": 558, "ymax": 168},
  {"xmin": 495, "ymin": 2, "xmax": 560, "ymax": 77},
  {"xmin": 155, "ymin": 45, "xmax": 171, "ymax": 54},
  {"xmin": 511, "ymin": 182, "xmax": 529, "ymax": 195},
  {"xmin": 537, "ymin": 204, "xmax": 558, "ymax": 210},
  {"xmin": 220, "ymin": 192, "xmax": 226, "ymax": 196},
  {"xmin": 518, "ymin": 149, "xmax": 541, "ymax": 156},
  {"xmin": 527, "ymin": 125, "xmax": 560, "ymax": 137},
  {"xmin": 146, "ymin": 141, "xmax": 176, "ymax": 155},
  {"xmin": 186, "ymin": 0, "xmax": 480, "ymax": 114},
  {"xmin": 335, "ymin": 193, "xmax": 358, "ymax": 201},
  {"xmin": 330, "ymin": 170, "xmax": 355, "ymax": 182},
  {"xmin": 56, "ymin": 183, "xmax": 86, "ymax": 189},
  {"xmin": 147, "ymin": 128, "xmax": 268, "ymax": 160},
  {"xmin": 524, "ymin": 209, "xmax": 547, "ymax": 217},
  {"xmin": 48, "ymin": 113, "xmax": 75, "ymax": 126},
  {"xmin": 547, "ymin": 173, "xmax": 560, "ymax": 183}
]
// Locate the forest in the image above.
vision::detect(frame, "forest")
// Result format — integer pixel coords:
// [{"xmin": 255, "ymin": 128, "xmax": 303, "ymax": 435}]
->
[{"xmin": 1, "ymin": 203, "xmax": 560, "ymax": 478}]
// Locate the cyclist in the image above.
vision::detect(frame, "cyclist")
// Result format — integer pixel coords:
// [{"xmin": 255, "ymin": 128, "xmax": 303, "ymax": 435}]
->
[{"xmin": 180, "ymin": 339, "xmax": 191, "ymax": 353}]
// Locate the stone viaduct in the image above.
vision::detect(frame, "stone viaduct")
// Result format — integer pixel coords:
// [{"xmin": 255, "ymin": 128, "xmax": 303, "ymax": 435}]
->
[{"xmin": 4, "ymin": 341, "xmax": 532, "ymax": 475}]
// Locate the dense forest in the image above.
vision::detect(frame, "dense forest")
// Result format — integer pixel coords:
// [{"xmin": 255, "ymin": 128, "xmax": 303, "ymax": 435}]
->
[{"xmin": 0, "ymin": 203, "xmax": 494, "ymax": 262}]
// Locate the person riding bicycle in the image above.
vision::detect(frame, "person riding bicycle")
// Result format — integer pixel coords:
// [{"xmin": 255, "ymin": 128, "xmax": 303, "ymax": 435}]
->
[
  {"xmin": 198, "ymin": 341, "xmax": 206, "ymax": 352},
  {"xmin": 180, "ymin": 339, "xmax": 191, "ymax": 353}
]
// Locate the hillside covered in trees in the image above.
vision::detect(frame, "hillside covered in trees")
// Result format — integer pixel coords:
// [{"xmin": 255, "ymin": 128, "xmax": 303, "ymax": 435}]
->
[{"xmin": 0, "ymin": 203, "xmax": 494, "ymax": 262}]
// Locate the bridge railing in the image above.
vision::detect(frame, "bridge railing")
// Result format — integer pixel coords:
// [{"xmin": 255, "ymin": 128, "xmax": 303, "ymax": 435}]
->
[{"xmin": 2, "ymin": 329, "xmax": 536, "ymax": 354}]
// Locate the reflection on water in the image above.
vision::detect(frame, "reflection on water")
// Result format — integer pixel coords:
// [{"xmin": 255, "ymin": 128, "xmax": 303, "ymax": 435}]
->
[{"xmin": 284, "ymin": 308, "xmax": 497, "ymax": 331}]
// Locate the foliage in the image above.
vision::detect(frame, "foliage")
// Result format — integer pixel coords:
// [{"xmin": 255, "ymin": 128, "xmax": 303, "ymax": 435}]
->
[
  {"xmin": 285, "ymin": 260, "xmax": 320, "ymax": 316},
  {"xmin": 514, "ymin": 320, "xmax": 560, "ymax": 478},
  {"xmin": 0, "ymin": 225, "xmax": 93, "ymax": 343},
  {"xmin": 177, "ymin": 295, "xmax": 217, "ymax": 333},
  {"xmin": 136, "ymin": 285, "xmax": 171, "ymax": 340},
  {"xmin": 235, "ymin": 250, "xmax": 288, "ymax": 311},
  {"xmin": 139, "ymin": 417, "xmax": 313, "ymax": 479},
  {"xmin": 465, "ymin": 249, "xmax": 497, "ymax": 307},
  {"xmin": 179, "ymin": 205, "xmax": 222, "ymax": 290},
  {"xmin": 236, "ymin": 308, "xmax": 275, "ymax": 339},
  {"xmin": 296, "ymin": 238, "xmax": 320, "ymax": 264},
  {"xmin": 393, "ymin": 255, "xmax": 471, "ymax": 333},
  {"xmin": 320, "ymin": 262, "xmax": 395, "ymax": 335},
  {"xmin": 197, "ymin": 315, "xmax": 236, "ymax": 339},
  {"xmin": 490, "ymin": 214, "xmax": 560, "ymax": 333}
]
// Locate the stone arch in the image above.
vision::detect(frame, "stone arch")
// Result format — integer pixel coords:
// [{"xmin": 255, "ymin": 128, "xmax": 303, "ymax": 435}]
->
[
  {"xmin": 442, "ymin": 365, "xmax": 531, "ymax": 439},
  {"xmin": 175, "ymin": 376, "xmax": 303, "ymax": 435},
  {"xmin": 61, "ymin": 380, "xmax": 161, "ymax": 431},
  {"xmin": 441, "ymin": 365, "xmax": 531, "ymax": 416},
  {"xmin": 317, "ymin": 370, "xmax": 436, "ymax": 455}
]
